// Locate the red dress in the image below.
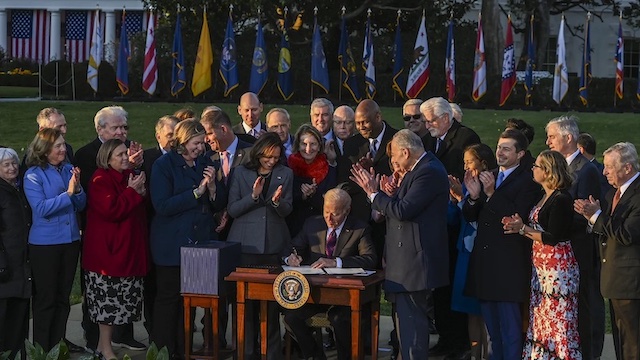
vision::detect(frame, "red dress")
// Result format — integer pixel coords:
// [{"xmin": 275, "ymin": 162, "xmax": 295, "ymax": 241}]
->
[{"xmin": 523, "ymin": 205, "xmax": 581, "ymax": 360}]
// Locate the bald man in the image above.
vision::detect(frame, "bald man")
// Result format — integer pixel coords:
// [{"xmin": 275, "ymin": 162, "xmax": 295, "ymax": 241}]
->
[
  {"xmin": 234, "ymin": 92, "xmax": 266, "ymax": 139},
  {"xmin": 333, "ymin": 105, "xmax": 356, "ymax": 156},
  {"xmin": 340, "ymin": 99, "xmax": 398, "ymax": 267}
]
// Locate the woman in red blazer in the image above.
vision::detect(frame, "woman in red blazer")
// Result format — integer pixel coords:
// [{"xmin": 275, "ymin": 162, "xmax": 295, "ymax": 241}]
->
[{"xmin": 82, "ymin": 139, "xmax": 148, "ymax": 360}]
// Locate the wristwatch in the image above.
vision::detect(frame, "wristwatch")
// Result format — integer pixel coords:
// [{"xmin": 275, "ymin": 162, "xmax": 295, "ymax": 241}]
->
[{"xmin": 518, "ymin": 224, "xmax": 526, "ymax": 235}]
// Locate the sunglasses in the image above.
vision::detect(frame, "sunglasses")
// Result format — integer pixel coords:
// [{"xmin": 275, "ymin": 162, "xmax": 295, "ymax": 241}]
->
[{"xmin": 403, "ymin": 114, "xmax": 422, "ymax": 122}]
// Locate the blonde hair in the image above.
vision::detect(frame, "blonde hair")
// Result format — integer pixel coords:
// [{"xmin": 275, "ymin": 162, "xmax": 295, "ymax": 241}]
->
[
  {"xmin": 537, "ymin": 150, "xmax": 574, "ymax": 190},
  {"xmin": 171, "ymin": 119, "xmax": 205, "ymax": 154}
]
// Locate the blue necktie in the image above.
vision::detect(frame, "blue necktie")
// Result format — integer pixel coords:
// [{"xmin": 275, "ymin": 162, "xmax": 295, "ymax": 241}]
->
[{"xmin": 496, "ymin": 171, "xmax": 505, "ymax": 188}]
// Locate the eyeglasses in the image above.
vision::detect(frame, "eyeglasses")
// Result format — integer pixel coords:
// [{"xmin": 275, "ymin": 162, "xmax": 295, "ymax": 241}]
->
[
  {"xmin": 532, "ymin": 164, "xmax": 542, "ymax": 169},
  {"xmin": 424, "ymin": 113, "xmax": 444, "ymax": 124},
  {"xmin": 402, "ymin": 114, "xmax": 422, "ymax": 122}
]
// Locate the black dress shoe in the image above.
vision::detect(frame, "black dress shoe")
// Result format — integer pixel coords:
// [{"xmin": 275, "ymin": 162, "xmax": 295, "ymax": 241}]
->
[
  {"xmin": 443, "ymin": 349, "xmax": 472, "ymax": 360},
  {"xmin": 64, "ymin": 339, "xmax": 86, "ymax": 353},
  {"xmin": 429, "ymin": 343, "xmax": 455, "ymax": 357}
]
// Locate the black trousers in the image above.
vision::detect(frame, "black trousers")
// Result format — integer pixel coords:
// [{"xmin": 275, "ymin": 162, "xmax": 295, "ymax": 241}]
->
[
  {"xmin": 610, "ymin": 298, "xmax": 640, "ymax": 360},
  {"xmin": 284, "ymin": 305, "xmax": 352, "ymax": 360},
  {"xmin": 152, "ymin": 265, "xmax": 184, "ymax": 358},
  {"xmin": 0, "ymin": 297, "xmax": 30, "ymax": 358},
  {"xmin": 30, "ymin": 242, "xmax": 80, "ymax": 351}
]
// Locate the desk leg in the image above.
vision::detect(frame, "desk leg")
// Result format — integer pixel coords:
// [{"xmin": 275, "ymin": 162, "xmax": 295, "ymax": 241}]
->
[
  {"xmin": 371, "ymin": 296, "xmax": 380, "ymax": 360},
  {"xmin": 184, "ymin": 297, "xmax": 192, "ymax": 360},
  {"xmin": 260, "ymin": 300, "xmax": 268, "ymax": 360},
  {"xmin": 350, "ymin": 289, "xmax": 362, "ymax": 360},
  {"xmin": 237, "ymin": 283, "xmax": 246, "ymax": 360},
  {"xmin": 212, "ymin": 297, "xmax": 219, "ymax": 360}
]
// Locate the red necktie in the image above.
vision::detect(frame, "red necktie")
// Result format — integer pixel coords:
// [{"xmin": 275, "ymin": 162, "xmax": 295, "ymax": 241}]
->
[
  {"xmin": 326, "ymin": 229, "xmax": 337, "ymax": 257},
  {"xmin": 611, "ymin": 188, "xmax": 621, "ymax": 215}
]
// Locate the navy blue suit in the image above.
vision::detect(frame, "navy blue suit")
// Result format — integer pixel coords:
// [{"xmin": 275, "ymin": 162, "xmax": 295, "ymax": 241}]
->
[{"xmin": 372, "ymin": 151, "xmax": 449, "ymax": 359}]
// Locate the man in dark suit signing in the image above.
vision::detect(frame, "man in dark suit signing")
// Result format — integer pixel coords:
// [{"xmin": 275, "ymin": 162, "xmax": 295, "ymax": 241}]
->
[
  {"xmin": 283, "ymin": 188, "xmax": 376, "ymax": 360},
  {"xmin": 575, "ymin": 142, "xmax": 640, "ymax": 360},
  {"xmin": 351, "ymin": 129, "xmax": 450, "ymax": 359}
]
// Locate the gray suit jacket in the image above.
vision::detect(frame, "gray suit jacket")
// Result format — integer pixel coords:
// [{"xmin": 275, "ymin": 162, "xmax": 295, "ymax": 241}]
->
[
  {"xmin": 288, "ymin": 215, "xmax": 377, "ymax": 269},
  {"xmin": 227, "ymin": 164, "xmax": 293, "ymax": 254}
]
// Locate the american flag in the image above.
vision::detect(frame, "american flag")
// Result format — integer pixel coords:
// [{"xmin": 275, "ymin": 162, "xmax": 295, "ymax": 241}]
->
[
  {"xmin": 124, "ymin": 11, "xmax": 144, "ymax": 36},
  {"xmin": 11, "ymin": 9, "xmax": 50, "ymax": 63},
  {"xmin": 65, "ymin": 11, "xmax": 92, "ymax": 63}
]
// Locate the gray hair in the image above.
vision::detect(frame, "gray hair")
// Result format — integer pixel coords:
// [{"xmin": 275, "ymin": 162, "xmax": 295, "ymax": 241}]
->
[
  {"xmin": 201, "ymin": 105, "xmax": 222, "ymax": 118},
  {"xmin": 403, "ymin": 99, "xmax": 423, "ymax": 112},
  {"xmin": 450, "ymin": 103, "xmax": 463, "ymax": 122},
  {"xmin": 420, "ymin": 97, "xmax": 453, "ymax": 125},
  {"xmin": 266, "ymin": 108, "xmax": 291, "ymax": 126},
  {"xmin": 310, "ymin": 98, "xmax": 334, "ymax": 115},
  {"xmin": 0, "ymin": 147, "xmax": 19, "ymax": 164},
  {"xmin": 36, "ymin": 107, "xmax": 64, "ymax": 127},
  {"xmin": 155, "ymin": 115, "xmax": 179, "ymax": 135},
  {"xmin": 393, "ymin": 129, "xmax": 424, "ymax": 153},
  {"xmin": 604, "ymin": 142, "xmax": 640, "ymax": 172},
  {"xmin": 333, "ymin": 105, "xmax": 355, "ymax": 120},
  {"xmin": 94, "ymin": 106, "xmax": 128, "ymax": 131},
  {"xmin": 546, "ymin": 115, "xmax": 580, "ymax": 140},
  {"xmin": 324, "ymin": 188, "xmax": 351, "ymax": 209}
]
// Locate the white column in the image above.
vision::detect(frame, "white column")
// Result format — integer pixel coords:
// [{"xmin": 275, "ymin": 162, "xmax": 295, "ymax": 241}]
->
[
  {"xmin": 49, "ymin": 10, "xmax": 61, "ymax": 61},
  {"xmin": 0, "ymin": 10, "xmax": 7, "ymax": 56},
  {"xmin": 104, "ymin": 10, "xmax": 116, "ymax": 63}
]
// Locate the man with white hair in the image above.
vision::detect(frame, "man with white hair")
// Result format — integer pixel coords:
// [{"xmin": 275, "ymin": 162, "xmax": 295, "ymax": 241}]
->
[
  {"xmin": 545, "ymin": 115, "xmax": 602, "ymax": 360},
  {"xmin": 421, "ymin": 97, "xmax": 480, "ymax": 181},
  {"xmin": 449, "ymin": 103, "xmax": 463, "ymax": 123},
  {"xmin": 421, "ymin": 97, "xmax": 480, "ymax": 359},
  {"xmin": 351, "ymin": 129, "xmax": 449, "ymax": 359},
  {"xmin": 575, "ymin": 142, "xmax": 640, "ymax": 360},
  {"xmin": 74, "ymin": 105, "xmax": 145, "ymax": 353},
  {"xmin": 310, "ymin": 98, "xmax": 337, "ymax": 144}
]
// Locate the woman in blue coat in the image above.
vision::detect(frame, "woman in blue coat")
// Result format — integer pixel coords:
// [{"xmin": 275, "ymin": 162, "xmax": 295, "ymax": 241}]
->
[
  {"xmin": 23, "ymin": 128, "xmax": 86, "ymax": 351},
  {"xmin": 149, "ymin": 120, "xmax": 222, "ymax": 358}
]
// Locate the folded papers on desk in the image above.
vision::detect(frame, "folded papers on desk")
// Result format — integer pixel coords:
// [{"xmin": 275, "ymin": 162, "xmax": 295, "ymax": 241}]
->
[{"xmin": 280, "ymin": 266, "xmax": 374, "ymax": 276}]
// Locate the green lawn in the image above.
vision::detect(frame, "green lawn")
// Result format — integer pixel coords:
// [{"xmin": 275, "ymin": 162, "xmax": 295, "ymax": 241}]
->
[
  {"xmin": 1, "ymin": 101, "xmax": 639, "ymax": 161},
  {"xmin": 0, "ymin": 86, "xmax": 40, "ymax": 98}
]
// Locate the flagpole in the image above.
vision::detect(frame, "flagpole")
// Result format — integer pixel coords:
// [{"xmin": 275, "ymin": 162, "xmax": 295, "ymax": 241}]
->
[
  {"xmin": 339, "ymin": 6, "xmax": 345, "ymax": 102},
  {"xmin": 614, "ymin": 10, "xmax": 622, "ymax": 109},
  {"xmin": 311, "ymin": 6, "xmax": 318, "ymax": 102},
  {"xmin": 175, "ymin": 3, "xmax": 180, "ymax": 100},
  {"xmin": 393, "ymin": 9, "xmax": 401, "ymax": 104}
]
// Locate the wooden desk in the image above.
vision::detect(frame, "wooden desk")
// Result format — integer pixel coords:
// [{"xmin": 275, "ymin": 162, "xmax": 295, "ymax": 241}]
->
[{"xmin": 226, "ymin": 270, "xmax": 384, "ymax": 360}]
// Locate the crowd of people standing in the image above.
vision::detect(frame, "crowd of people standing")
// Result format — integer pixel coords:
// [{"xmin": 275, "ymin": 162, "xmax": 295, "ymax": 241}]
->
[{"xmin": 0, "ymin": 92, "xmax": 639, "ymax": 360}]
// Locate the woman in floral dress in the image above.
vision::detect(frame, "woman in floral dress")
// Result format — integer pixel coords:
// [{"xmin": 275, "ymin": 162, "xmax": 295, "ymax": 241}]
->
[{"xmin": 503, "ymin": 150, "xmax": 581, "ymax": 360}]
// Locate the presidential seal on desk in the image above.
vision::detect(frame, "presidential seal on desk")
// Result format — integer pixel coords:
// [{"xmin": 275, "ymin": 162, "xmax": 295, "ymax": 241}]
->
[{"xmin": 273, "ymin": 270, "xmax": 310, "ymax": 309}]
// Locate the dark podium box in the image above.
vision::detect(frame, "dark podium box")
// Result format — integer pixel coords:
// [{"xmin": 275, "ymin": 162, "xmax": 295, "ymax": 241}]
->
[{"xmin": 181, "ymin": 241, "xmax": 241, "ymax": 295}]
